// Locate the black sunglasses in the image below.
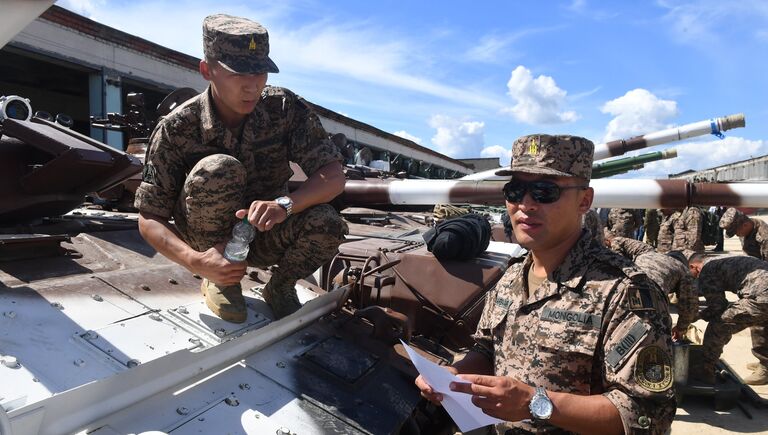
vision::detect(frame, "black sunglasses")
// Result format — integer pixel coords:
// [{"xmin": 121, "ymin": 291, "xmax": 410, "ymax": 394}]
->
[{"xmin": 502, "ymin": 179, "xmax": 588, "ymax": 204}]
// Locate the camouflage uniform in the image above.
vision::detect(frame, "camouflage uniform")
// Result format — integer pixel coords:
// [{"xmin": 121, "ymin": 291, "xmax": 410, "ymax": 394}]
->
[
  {"xmin": 697, "ymin": 256, "xmax": 768, "ymax": 369},
  {"xmin": 473, "ymin": 231, "xmax": 675, "ymax": 434},
  {"xmin": 672, "ymin": 206, "xmax": 704, "ymax": 252},
  {"xmin": 607, "ymin": 208, "xmax": 638, "ymax": 238},
  {"xmin": 717, "ymin": 209, "xmax": 768, "ymax": 372},
  {"xmin": 609, "ymin": 236, "xmax": 654, "ymax": 260},
  {"xmin": 644, "ymin": 209, "xmax": 661, "ymax": 247},
  {"xmin": 719, "ymin": 207, "xmax": 768, "ymax": 260},
  {"xmin": 609, "ymin": 238, "xmax": 697, "ymax": 331},
  {"xmin": 583, "ymin": 209, "xmax": 604, "ymax": 246},
  {"xmin": 656, "ymin": 211, "xmax": 679, "ymax": 253},
  {"xmin": 134, "ymin": 84, "xmax": 347, "ymax": 291}
]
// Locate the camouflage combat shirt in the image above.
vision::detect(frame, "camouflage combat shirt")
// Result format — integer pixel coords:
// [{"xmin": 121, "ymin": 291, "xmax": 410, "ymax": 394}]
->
[
  {"xmin": 697, "ymin": 256, "xmax": 768, "ymax": 321},
  {"xmin": 609, "ymin": 237, "xmax": 655, "ymax": 260},
  {"xmin": 473, "ymin": 231, "xmax": 675, "ymax": 434},
  {"xmin": 607, "ymin": 208, "xmax": 640, "ymax": 238},
  {"xmin": 637, "ymin": 253, "xmax": 696, "ymax": 329},
  {"xmin": 135, "ymin": 86, "xmax": 343, "ymax": 218},
  {"xmin": 741, "ymin": 218, "xmax": 768, "ymax": 260},
  {"xmin": 657, "ymin": 211, "xmax": 680, "ymax": 253},
  {"xmin": 672, "ymin": 207, "xmax": 704, "ymax": 252}
]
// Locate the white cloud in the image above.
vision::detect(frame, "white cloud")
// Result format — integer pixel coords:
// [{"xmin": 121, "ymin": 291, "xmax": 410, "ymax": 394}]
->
[
  {"xmin": 501, "ymin": 65, "xmax": 578, "ymax": 124},
  {"xmin": 466, "ymin": 35, "xmax": 516, "ymax": 63},
  {"xmin": 429, "ymin": 115, "xmax": 485, "ymax": 157},
  {"xmin": 393, "ymin": 130, "xmax": 422, "ymax": 145},
  {"xmin": 658, "ymin": 0, "xmax": 768, "ymax": 47},
  {"xmin": 56, "ymin": 0, "xmax": 105, "ymax": 16},
  {"xmin": 600, "ymin": 88, "xmax": 678, "ymax": 141},
  {"xmin": 273, "ymin": 22, "xmax": 503, "ymax": 109},
  {"xmin": 480, "ymin": 145, "xmax": 511, "ymax": 162},
  {"xmin": 623, "ymin": 136, "xmax": 767, "ymax": 178},
  {"xmin": 56, "ymin": 1, "xmax": 504, "ymax": 110}
]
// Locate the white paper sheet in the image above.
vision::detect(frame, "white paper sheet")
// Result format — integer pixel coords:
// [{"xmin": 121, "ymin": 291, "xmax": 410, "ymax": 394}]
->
[{"xmin": 401, "ymin": 340, "xmax": 504, "ymax": 432}]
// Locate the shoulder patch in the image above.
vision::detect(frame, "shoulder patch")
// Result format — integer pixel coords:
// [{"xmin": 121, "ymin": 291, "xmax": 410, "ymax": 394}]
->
[
  {"xmin": 142, "ymin": 162, "xmax": 158, "ymax": 184},
  {"xmin": 606, "ymin": 321, "xmax": 650, "ymax": 369},
  {"xmin": 628, "ymin": 286, "xmax": 655, "ymax": 311},
  {"xmin": 634, "ymin": 345, "xmax": 673, "ymax": 392}
]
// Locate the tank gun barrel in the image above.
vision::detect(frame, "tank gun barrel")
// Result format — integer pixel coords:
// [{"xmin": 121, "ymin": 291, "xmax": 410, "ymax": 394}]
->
[
  {"xmin": 592, "ymin": 149, "xmax": 677, "ymax": 178},
  {"xmin": 594, "ymin": 113, "xmax": 744, "ymax": 160},
  {"xmin": 593, "ymin": 164, "xmax": 644, "ymax": 179},
  {"xmin": 342, "ymin": 178, "xmax": 768, "ymax": 208},
  {"xmin": 461, "ymin": 114, "xmax": 744, "ymax": 181}
]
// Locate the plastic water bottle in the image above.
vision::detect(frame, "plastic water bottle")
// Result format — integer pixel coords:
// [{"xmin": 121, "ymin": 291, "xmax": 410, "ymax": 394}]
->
[{"xmin": 223, "ymin": 217, "xmax": 255, "ymax": 262}]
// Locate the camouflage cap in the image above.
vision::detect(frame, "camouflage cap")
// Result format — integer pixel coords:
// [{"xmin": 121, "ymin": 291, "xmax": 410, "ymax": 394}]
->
[
  {"xmin": 719, "ymin": 207, "xmax": 750, "ymax": 237},
  {"xmin": 495, "ymin": 134, "xmax": 594, "ymax": 180},
  {"xmin": 203, "ymin": 14, "xmax": 279, "ymax": 74}
]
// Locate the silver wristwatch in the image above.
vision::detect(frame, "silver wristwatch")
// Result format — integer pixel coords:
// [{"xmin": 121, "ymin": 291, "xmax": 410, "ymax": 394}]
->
[
  {"xmin": 529, "ymin": 386, "xmax": 553, "ymax": 421},
  {"xmin": 275, "ymin": 196, "xmax": 293, "ymax": 217}
]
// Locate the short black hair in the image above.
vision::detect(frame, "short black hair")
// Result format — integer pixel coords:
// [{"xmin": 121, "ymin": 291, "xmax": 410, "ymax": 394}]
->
[{"xmin": 688, "ymin": 252, "xmax": 705, "ymax": 266}]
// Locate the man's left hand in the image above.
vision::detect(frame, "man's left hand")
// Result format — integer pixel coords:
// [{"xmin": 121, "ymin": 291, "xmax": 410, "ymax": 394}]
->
[
  {"xmin": 450, "ymin": 374, "xmax": 535, "ymax": 421},
  {"xmin": 236, "ymin": 200, "xmax": 287, "ymax": 232}
]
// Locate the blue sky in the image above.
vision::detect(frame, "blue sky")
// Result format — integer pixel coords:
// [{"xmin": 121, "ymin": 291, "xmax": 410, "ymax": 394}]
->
[{"xmin": 57, "ymin": 0, "xmax": 768, "ymax": 178}]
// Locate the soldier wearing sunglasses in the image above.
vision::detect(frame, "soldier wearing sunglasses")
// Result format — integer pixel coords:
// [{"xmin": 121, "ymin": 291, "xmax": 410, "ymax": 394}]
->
[{"xmin": 416, "ymin": 135, "xmax": 675, "ymax": 434}]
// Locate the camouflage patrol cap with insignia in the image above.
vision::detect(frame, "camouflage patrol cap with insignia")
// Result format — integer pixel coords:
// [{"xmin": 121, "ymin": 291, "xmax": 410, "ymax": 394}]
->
[
  {"xmin": 203, "ymin": 14, "xmax": 279, "ymax": 74},
  {"xmin": 719, "ymin": 207, "xmax": 749, "ymax": 238},
  {"xmin": 495, "ymin": 134, "xmax": 595, "ymax": 180}
]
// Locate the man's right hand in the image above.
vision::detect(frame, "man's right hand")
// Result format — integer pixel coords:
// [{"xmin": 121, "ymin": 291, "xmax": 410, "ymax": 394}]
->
[
  {"xmin": 415, "ymin": 366, "xmax": 458, "ymax": 405},
  {"xmin": 191, "ymin": 243, "xmax": 247, "ymax": 286}
]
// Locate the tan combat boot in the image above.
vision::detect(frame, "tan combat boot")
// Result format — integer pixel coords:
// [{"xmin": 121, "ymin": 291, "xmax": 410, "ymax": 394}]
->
[
  {"xmin": 744, "ymin": 365, "xmax": 768, "ymax": 385},
  {"xmin": 263, "ymin": 278, "xmax": 302, "ymax": 319},
  {"xmin": 201, "ymin": 279, "xmax": 247, "ymax": 323},
  {"xmin": 747, "ymin": 361, "xmax": 760, "ymax": 371}
]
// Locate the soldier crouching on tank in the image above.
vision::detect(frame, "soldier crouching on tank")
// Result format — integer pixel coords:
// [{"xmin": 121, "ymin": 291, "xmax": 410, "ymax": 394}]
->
[
  {"xmin": 688, "ymin": 253, "xmax": 768, "ymax": 385},
  {"xmin": 415, "ymin": 135, "xmax": 675, "ymax": 434},
  {"xmin": 134, "ymin": 14, "xmax": 347, "ymax": 322}
]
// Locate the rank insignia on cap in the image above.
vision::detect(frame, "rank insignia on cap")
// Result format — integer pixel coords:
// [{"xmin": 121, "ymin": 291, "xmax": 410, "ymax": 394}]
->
[
  {"xmin": 249, "ymin": 35, "xmax": 257, "ymax": 51},
  {"xmin": 634, "ymin": 345, "xmax": 672, "ymax": 392},
  {"xmin": 528, "ymin": 137, "xmax": 538, "ymax": 156}
]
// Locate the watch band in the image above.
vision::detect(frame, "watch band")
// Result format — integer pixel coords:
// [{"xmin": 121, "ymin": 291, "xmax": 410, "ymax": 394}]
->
[{"xmin": 276, "ymin": 196, "xmax": 293, "ymax": 217}]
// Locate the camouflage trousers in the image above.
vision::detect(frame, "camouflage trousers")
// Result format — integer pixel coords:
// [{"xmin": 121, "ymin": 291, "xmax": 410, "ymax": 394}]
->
[
  {"xmin": 702, "ymin": 298, "xmax": 768, "ymax": 366},
  {"xmin": 645, "ymin": 226, "xmax": 659, "ymax": 247},
  {"xmin": 657, "ymin": 227, "xmax": 674, "ymax": 253},
  {"xmin": 173, "ymin": 154, "xmax": 347, "ymax": 283}
]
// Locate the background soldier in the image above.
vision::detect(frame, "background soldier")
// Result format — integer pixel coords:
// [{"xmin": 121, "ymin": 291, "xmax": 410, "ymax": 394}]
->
[
  {"xmin": 415, "ymin": 135, "xmax": 675, "ymax": 435},
  {"xmin": 718, "ymin": 207, "xmax": 768, "ymax": 379},
  {"xmin": 657, "ymin": 208, "xmax": 680, "ymax": 253},
  {"xmin": 644, "ymin": 208, "xmax": 661, "ymax": 247},
  {"xmin": 688, "ymin": 254, "xmax": 768, "ymax": 385},
  {"xmin": 672, "ymin": 206, "xmax": 704, "ymax": 252},
  {"xmin": 719, "ymin": 207, "xmax": 768, "ymax": 260},
  {"xmin": 606, "ymin": 207, "xmax": 638, "ymax": 238},
  {"xmin": 135, "ymin": 14, "xmax": 347, "ymax": 322},
  {"xmin": 606, "ymin": 236, "xmax": 697, "ymax": 342}
]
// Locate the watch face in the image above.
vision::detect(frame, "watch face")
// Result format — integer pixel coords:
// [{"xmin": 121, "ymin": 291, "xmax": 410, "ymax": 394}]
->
[{"xmin": 531, "ymin": 397, "xmax": 553, "ymax": 419}]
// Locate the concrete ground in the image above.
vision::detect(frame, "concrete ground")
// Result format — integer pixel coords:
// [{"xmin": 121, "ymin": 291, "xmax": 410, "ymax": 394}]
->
[{"xmin": 670, "ymin": 216, "xmax": 768, "ymax": 434}]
